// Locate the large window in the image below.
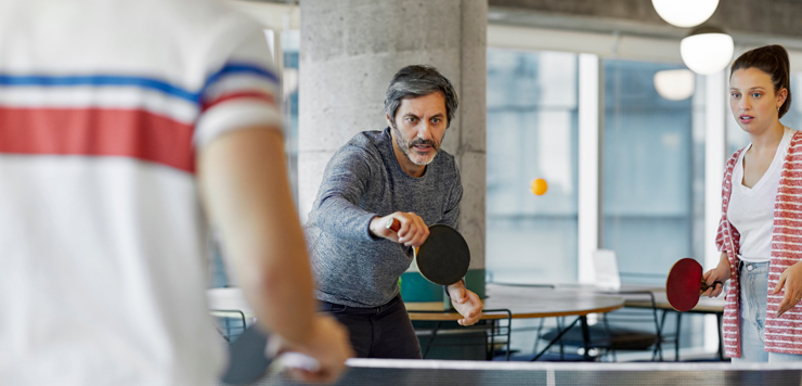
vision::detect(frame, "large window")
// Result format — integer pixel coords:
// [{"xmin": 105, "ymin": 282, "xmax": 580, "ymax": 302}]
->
[
  {"xmin": 486, "ymin": 49, "xmax": 579, "ymax": 284},
  {"xmin": 602, "ymin": 60, "xmax": 706, "ymax": 285}
]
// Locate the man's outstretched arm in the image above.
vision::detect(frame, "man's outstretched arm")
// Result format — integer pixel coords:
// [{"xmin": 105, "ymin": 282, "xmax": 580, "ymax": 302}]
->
[{"xmin": 198, "ymin": 127, "xmax": 352, "ymax": 382}]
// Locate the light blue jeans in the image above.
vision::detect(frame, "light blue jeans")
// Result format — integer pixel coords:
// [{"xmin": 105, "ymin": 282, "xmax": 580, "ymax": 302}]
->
[{"xmin": 732, "ymin": 260, "xmax": 802, "ymax": 362}]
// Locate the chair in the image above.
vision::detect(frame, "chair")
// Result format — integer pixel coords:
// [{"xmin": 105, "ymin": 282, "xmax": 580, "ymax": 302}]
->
[
  {"xmin": 207, "ymin": 287, "xmax": 256, "ymax": 343},
  {"xmin": 592, "ymin": 249, "xmax": 621, "ymax": 291},
  {"xmin": 409, "ymin": 308, "xmax": 513, "ymax": 361},
  {"xmin": 211, "ymin": 309, "xmax": 250, "ymax": 343},
  {"xmin": 536, "ymin": 250, "xmax": 663, "ymax": 361}
]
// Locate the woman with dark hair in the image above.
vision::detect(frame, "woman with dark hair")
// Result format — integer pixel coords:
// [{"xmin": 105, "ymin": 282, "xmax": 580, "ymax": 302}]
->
[{"xmin": 703, "ymin": 44, "xmax": 802, "ymax": 362}]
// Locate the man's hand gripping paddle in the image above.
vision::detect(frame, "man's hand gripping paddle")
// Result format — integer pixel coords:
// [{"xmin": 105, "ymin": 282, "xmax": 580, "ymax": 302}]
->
[
  {"xmin": 221, "ymin": 325, "xmax": 320, "ymax": 385},
  {"xmin": 386, "ymin": 218, "xmax": 470, "ymax": 286},
  {"xmin": 666, "ymin": 258, "xmax": 722, "ymax": 312}
]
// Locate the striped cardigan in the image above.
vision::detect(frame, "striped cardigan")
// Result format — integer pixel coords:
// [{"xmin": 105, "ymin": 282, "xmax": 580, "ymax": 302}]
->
[{"xmin": 716, "ymin": 129, "xmax": 802, "ymax": 358}]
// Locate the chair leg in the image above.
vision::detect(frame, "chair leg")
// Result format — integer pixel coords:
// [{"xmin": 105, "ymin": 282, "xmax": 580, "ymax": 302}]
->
[
  {"xmin": 533, "ymin": 318, "xmax": 545, "ymax": 354},
  {"xmin": 674, "ymin": 313, "xmax": 682, "ymax": 362},
  {"xmin": 531, "ymin": 316, "xmax": 582, "ymax": 361},
  {"xmin": 717, "ymin": 314, "xmax": 724, "ymax": 361},
  {"xmin": 601, "ymin": 314, "xmax": 616, "ymax": 362},
  {"xmin": 487, "ymin": 320, "xmax": 495, "ymax": 360},
  {"xmin": 421, "ymin": 321, "xmax": 442, "ymax": 359}
]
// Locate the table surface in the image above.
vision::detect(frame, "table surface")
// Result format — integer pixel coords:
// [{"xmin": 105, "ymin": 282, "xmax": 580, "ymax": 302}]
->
[
  {"xmin": 209, "ymin": 283, "xmax": 723, "ymax": 321},
  {"xmin": 405, "ymin": 283, "xmax": 625, "ymax": 321},
  {"xmin": 623, "ymin": 290, "xmax": 726, "ymax": 313},
  {"xmin": 548, "ymin": 282, "xmax": 726, "ymax": 314},
  {"xmin": 240, "ymin": 359, "xmax": 802, "ymax": 386}
]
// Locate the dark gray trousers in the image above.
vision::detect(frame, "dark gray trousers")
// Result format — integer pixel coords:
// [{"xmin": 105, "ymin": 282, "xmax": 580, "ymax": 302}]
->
[{"xmin": 319, "ymin": 295, "xmax": 422, "ymax": 359}]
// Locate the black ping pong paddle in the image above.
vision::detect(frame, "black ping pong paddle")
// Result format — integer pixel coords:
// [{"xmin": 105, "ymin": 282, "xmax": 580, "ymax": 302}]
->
[
  {"xmin": 666, "ymin": 257, "xmax": 722, "ymax": 312},
  {"xmin": 386, "ymin": 218, "xmax": 470, "ymax": 286},
  {"xmin": 220, "ymin": 324, "xmax": 271, "ymax": 385},
  {"xmin": 221, "ymin": 324, "xmax": 320, "ymax": 385}
]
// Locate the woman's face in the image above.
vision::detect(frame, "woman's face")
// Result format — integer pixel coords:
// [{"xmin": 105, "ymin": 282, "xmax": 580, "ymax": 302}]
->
[{"xmin": 729, "ymin": 67, "xmax": 787, "ymax": 134}]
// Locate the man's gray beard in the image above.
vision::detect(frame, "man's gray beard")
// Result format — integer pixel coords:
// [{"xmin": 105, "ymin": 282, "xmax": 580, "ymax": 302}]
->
[{"xmin": 391, "ymin": 122, "xmax": 445, "ymax": 166}]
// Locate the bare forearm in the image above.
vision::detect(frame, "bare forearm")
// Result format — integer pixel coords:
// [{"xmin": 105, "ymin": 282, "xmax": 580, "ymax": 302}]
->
[
  {"xmin": 223, "ymin": 193, "xmax": 316, "ymax": 345},
  {"xmin": 718, "ymin": 251, "xmax": 730, "ymax": 270},
  {"xmin": 199, "ymin": 128, "xmax": 317, "ymax": 346}
]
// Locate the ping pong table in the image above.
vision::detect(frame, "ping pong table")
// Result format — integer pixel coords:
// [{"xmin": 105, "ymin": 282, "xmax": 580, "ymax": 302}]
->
[{"xmin": 237, "ymin": 358, "xmax": 802, "ymax": 386}]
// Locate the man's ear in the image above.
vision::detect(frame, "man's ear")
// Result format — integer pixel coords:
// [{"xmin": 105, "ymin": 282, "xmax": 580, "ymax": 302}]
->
[{"xmin": 386, "ymin": 114, "xmax": 393, "ymax": 128}]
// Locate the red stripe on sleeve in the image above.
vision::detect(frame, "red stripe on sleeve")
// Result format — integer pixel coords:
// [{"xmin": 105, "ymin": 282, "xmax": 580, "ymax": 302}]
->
[
  {"xmin": 0, "ymin": 107, "xmax": 195, "ymax": 173},
  {"xmin": 201, "ymin": 91, "xmax": 276, "ymax": 112}
]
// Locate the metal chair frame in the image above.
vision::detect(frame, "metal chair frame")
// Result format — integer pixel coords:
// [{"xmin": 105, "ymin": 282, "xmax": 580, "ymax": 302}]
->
[{"xmin": 409, "ymin": 308, "xmax": 513, "ymax": 361}]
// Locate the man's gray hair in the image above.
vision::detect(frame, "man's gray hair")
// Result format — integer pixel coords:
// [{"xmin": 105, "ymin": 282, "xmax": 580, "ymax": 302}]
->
[{"xmin": 384, "ymin": 65, "xmax": 459, "ymax": 128}]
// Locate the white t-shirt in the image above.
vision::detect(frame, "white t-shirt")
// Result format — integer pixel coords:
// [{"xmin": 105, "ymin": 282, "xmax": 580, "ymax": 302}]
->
[
  {"xmin": 0, "ymin": 1, "xmax": 281, "ymax": 385},
  {"xmin": 728, "ymin": 127, "xmax": 794, "ymax": 263}
]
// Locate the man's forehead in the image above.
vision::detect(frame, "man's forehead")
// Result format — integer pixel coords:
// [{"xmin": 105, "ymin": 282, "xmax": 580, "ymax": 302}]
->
[{"xmin": 398, "ymin": 91, "xmax": 447, "ymax": 114}]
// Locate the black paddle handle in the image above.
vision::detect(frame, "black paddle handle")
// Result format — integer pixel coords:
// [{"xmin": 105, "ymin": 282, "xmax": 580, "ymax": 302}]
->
[{"xmin": 700, "ymin": 280, "xmax": 723, "ymax": 292}]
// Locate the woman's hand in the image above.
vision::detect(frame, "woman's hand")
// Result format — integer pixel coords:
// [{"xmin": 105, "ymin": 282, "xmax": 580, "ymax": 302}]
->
[
  {"xmin": 774, "ymin": 261, "xmax": 802, "ymax": 317},
  {"xmin": 702, "ymin": 252, "xmax": 731, "ymax": 298}
]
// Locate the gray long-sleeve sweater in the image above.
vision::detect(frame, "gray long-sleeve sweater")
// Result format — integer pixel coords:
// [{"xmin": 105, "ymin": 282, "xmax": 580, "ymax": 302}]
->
[{"xmin": 305, "ymin": 127, "xmax": 462, "ymax": 307}]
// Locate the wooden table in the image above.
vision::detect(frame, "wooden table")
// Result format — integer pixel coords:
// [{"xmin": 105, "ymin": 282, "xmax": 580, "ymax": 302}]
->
[
  {"xmin": 406, "ymin": 283, "xmax": 625, "ymax": 319},
  {"xmin": 405, "ymin": 283, "xmax": 626, "ymax": 360},
  {"xmin": 624, "ymin": 290, "xmax": 725, "ymax": 313}
]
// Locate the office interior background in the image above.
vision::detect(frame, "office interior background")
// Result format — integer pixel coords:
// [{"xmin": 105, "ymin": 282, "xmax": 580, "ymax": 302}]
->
[{"xmin": 215, "ymin": 0, "xmax": 802, "ymax": 359}]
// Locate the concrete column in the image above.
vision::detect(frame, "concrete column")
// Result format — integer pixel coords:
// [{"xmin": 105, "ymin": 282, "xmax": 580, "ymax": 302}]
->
[{"xmin": 299, "ymin": 0, "xmax": 487, "ymax": 299}]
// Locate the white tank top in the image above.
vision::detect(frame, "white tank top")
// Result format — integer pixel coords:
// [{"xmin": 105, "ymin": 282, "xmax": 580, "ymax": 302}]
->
[{"xmin": 728, "ymin": 126, "xmax": 794, "ymax": 262}]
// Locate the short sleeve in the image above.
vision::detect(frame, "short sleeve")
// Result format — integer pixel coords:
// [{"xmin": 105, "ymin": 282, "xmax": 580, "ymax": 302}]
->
[{"xmin": 194, "ymin": 26, "xmax": 282, "ymax": 147}]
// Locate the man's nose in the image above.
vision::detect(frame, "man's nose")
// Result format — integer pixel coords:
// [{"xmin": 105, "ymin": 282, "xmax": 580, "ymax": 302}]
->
[{"xmin": 416, "ymin": 121, "xmax": 433, "ymax": 140}]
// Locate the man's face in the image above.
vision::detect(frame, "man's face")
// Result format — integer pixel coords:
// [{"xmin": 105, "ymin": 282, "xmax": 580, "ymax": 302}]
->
[{"xmin": 388, "ymin": 91, "xmax": 448, "ymax": 167}]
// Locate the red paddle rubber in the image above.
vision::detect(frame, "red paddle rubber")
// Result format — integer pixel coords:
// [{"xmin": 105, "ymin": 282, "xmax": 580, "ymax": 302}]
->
[{"xmin": 666, "ymin": 258, "xmax": 722, "ymax": 312}]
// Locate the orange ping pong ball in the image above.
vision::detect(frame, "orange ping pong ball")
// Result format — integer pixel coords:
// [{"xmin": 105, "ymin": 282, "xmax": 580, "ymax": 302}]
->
[{"xmin": 531, "ymin": 178, "xmax": 548, "ymax": 196}]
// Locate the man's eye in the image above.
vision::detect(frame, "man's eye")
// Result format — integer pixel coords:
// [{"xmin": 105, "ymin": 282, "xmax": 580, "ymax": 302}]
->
[{"xmin": 752, "ymin": 93, "xmax": 761, "ymax": 98}]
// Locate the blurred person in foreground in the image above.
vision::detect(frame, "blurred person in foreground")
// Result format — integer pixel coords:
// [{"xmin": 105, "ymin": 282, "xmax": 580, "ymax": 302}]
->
[{"xmin": 0, "ymin": 0, "xmax": 351, "ymax": 384}]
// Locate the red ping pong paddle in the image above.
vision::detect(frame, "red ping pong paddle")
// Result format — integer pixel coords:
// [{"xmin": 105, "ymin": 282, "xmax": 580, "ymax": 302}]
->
[
  {"xmin": 666, "ymin": 258, "xmax": 722, "ymax": 312},
  {"xmin": 386, "ymin": 218, "xmax": 470, "ymax": 286}
]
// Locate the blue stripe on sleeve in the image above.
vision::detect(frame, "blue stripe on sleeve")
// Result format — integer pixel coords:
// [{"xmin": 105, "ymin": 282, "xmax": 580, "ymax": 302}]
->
[
  {"xmin": 202, "ymin": 62, "xmax": 279, "ymax": 92},
  {"xmin": 0, "ymin": 74, "xmax": 199, "ymax": 103},
  {"xmin": 0, "ymin": 62, "xmax": 279, "ymax": 107}
]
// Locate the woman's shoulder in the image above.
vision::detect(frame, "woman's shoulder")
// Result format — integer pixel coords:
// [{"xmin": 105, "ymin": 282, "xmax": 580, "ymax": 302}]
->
[
  {"xmin": 790, "ymin": 127, "xmax": 802, "ymax": 142},
  {"xmin": 725, "ymin": 148, "xmax": 745, "ymax": 168},
  {"xmin": 784, "ymin": 128, "xmax": 802, "ymax": 155}
]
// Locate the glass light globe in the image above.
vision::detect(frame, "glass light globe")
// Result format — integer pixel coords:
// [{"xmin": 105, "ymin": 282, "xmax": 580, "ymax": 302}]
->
[
  {"xmin": 680, "ymin": 30, "xmax": 734, "ymax": 75},
  {"xmin": 654, "ymin": 70, "xmax": 695, "ymax": 101},
  {"xmin": 652, "ymin": 0, "xmax": 719, "ymax": 28}
]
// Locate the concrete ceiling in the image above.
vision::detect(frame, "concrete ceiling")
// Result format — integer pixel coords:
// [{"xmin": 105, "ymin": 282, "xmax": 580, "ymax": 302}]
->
[
  {"xmin": 490, "ymin": 0, "xmax": 802, "ymax": 49},
  {"xmin": 243, "ymin": 0, "xmax": 802, "ymax": 50}
]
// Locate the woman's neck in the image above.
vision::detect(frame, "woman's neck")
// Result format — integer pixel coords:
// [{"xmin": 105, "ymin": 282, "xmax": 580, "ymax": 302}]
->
[{"xmin": 749, "ymin": 121, "xmax": 785, "ymax": 153}]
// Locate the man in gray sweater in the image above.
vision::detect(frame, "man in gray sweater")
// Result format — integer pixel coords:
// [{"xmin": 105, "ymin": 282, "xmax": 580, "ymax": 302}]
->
[{"xmin": 305, "ymin": 65, "xmax": 483, "ymax": 359}]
